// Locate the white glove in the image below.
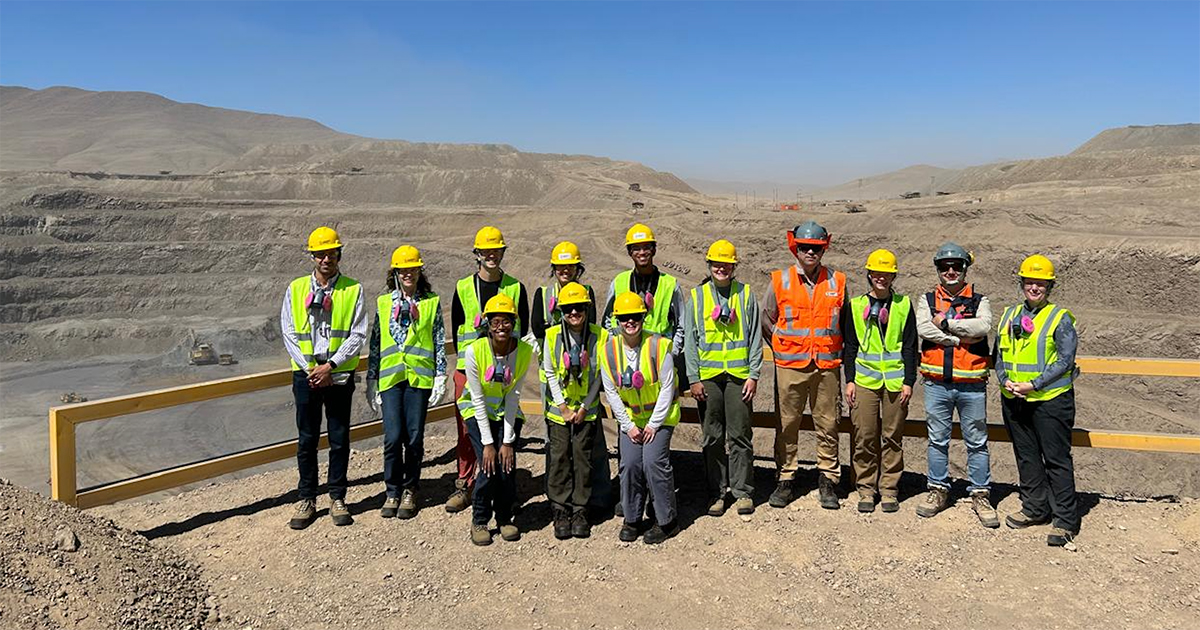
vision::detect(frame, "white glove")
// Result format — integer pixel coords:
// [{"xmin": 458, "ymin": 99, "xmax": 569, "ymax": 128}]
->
[
  {"xmin": 428, "ymin": 374, "xmax": 447, "ymax": 408},
  {"xmin": 522, "ymin": 331, "xmax": 541, "ymax": 359},
  {"xmin": 365, "ymin": 378, "xmax": 381, "ymax": 416}
]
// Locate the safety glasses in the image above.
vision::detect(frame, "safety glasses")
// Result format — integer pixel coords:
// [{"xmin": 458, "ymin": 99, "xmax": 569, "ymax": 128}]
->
[
  {"xmin": 937, "ymin": 261, "xmax": 965, "ymax": 272},
  {"xmin": 616, "ymin": 314, "xmax": 644, "ymax": 324},
  {"xmin": 310, "ymin": 250, "xmax": 338, "ymax": 260},
  {"xmin": 796, "ymin": 244, "xmax": 824, "ymax": 254},
  {"xmin": 560, "ymin": 304, "xmax": 586, "ymax": 315}
]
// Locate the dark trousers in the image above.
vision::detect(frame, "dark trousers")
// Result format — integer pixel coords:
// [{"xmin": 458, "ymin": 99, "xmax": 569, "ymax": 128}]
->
[
  {"xmin": 1001, "ymin": 389, "xmax": 1080, "ymax": 533},
  {"xmin": 465, "ymin": 418, "xmax": 521, "ymax": 527},
  {"xmin": 699, "ymin": 374, "xmax": 755, "ymax": 500},
  {"xmin": 381, "ymin": 380, "xmax": 431, "ymax": 497},
  {"xmin": 293, "ymin": 370, "xmax": 354, "ymax": 501},
  {"xmin": 546, "ymin": 420, "xmax": 597, "ymax": 514},
  {"xmin": 589, "ymin": 417, "xmax": 614, "ymax": 509}
]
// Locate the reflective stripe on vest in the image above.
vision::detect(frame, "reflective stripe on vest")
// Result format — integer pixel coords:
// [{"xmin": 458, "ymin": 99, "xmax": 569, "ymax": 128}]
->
[
  {"xmin": 598, "ymin": 333, "xmax": 681, "ymax": 428},
  {"xmin": 456, "ymin": 337, "xmax": 534, "ymax": 422},
  {"xmin": 610, "ymin": 270, "xmax": 677, "ymax": 336},
  {"xmin": 289, "ymin": 275, "xmax": 361, "ymax": 373},
  {"xmin": 918, "ymin": 286, "xmax": 991, "ymax": 383},
  {"xmin": 455, "ymin": 274, "xmax": 523, "ymax": 371},
  {"xmin": 850, "ymin": 293, "xmax": 911, "ymax": 392},
  {"xmin": 996, "ymin": 303, "xmax": 1077, "ymax": 402},
  {"xmin": 770, "ymin": 266, "xmax": 844, "ymax": 370},
  {"xmin": 542, "ymin": 323, "xmax": 604, "ymax": 424},
  {"xmin": 691, "ymin": 281, "xmax": 752, "ymax": 380},
  {"xmin": 376, "ymin": 292, "xmax": 440, "ymax": 391}
]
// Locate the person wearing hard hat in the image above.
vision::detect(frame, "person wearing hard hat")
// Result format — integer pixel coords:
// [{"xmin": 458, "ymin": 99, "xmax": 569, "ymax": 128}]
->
[
  {"xmin": 600, "ymin": 292, "xmax": 682, "ymax": 544},
  {"xmin": 458, "ymin": 294, "xmax": 535, "ymax": 546},
  {"xmin": 684, "ymin": 240, "xmax": 763, "ymax": 517},
  {"xmin": 601, "ymin": 223, "xmax": 686, "ymax": 371},
  {"xmin": 914, "ymin": 242, "xmax": 997, "ymax": 528},
  {"xmin": 365, "ymin": 246, "xmax": 448, "ymax": 520},
  {"xmin": 995, "ymin": 255, "xmax": 1080, "ymax": 547},
  {"xmin": 542, "ymin": 282, "xmax": 605, "ymax": 539},
  {"xmin": 760, "ymin": 220, "xmax": 847, "ymax": 510},
  {"xmin": 445, "ymin": 226, "xmax": 530, "ymax": 514},
  {"xmin": 841, "ymin": 249, "xmax": 917, "ymax": 513},
  {"xmin": 280, "ymin": 226, "xmax": 368, "ymax": 529}
]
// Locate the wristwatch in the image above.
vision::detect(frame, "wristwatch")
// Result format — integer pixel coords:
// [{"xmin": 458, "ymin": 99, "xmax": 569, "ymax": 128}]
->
[{"xmin": 327, "ymin": 359, "xmax": 338, "ymax": 370}]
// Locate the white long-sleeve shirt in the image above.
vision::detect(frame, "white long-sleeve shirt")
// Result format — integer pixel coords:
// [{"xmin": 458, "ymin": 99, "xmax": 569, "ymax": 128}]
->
[
  {"xmin": 280, "ymin": 273, "xmax": 368, "ymax": 378},
  {"xmin": 463, "ymin": 343, "xmax": 523, "ymax": 446},
  {"xmin": 543, "ymin": 327, "xmax": 601, "ymax": 409},
  {"xmin": 600, "ymin": 337, "xmax": 676, "ymax": 432}
]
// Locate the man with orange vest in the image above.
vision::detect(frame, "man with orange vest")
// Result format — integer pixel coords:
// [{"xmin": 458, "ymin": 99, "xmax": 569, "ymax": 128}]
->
[
  {"xmin": 913, "ymin": 242, "xmax": 998, "ymax": 528},
  {"xmin": 761, "ymin": 221, "xmax": 847, "ymax": 510}
]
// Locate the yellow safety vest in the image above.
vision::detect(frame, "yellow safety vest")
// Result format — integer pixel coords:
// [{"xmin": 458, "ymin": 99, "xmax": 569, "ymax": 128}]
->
[
  {"xmin": 288, "ymin": 275, "xmax": 361, "ymax": 373},
  {"xmin": 609, "ymin": 270, "xmax": 677, "ymax": 336},
  {"xmin": 599, "ymin": 333, "xmax": 681, "ymax": 429},
  {"xmin": 536, "ymin": 282, "xmax": 593, "ymax": 385},
  {"xmin": 542, "ymin": 323, "xmax": 604, "ymax": 424},
  {"xmin": 850, "ymin": 293, "xmax": 911, "ymax": 392},
  {"xmin": 690, "ymin": 280, "xmax": 753, "ymax": 381},
  {"xmin": 376, "ymin": 292, "xmax": 440, "ymax": 391},
  {"xmin": 997, "ymin": 303, "xmax": 1077, "ymax": 402},
  {"xmin": 455, "ymin": 274, "xmax": 523, "ymax": 371},
  {"xmin": 456, "ymin": 337, "xmax": 534, "ymax": 423}
]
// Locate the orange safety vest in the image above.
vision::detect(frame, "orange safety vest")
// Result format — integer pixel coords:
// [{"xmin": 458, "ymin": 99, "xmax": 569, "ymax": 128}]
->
[
  {"xmin": 918, "ymin": 284, "xmax": 991, "ymax": 383},
  {"xmin": 770, "ymin": 265, "xmax": 845, "ymax": 370}
]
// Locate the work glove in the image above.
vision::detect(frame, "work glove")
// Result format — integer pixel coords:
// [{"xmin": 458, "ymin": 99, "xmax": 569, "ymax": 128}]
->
[
  {"xmin": 428, "ymin": 374, "xmax": 447, "ymax": 408},
  {"xmin": 521, "ymin": 331, "xmax": 541, "ymax": 359},
  {"xmin": 365, "ymin": 378, "xmax": 381, "ymax": 416}
]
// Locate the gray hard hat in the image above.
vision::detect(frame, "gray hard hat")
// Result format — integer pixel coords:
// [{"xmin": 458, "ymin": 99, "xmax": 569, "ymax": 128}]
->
[
  {"xmin": 933, "ymin": 242, "xmax": 973, "ymax": 266},
  {"xmin": 792, "ymin": 220, "xmax": 830, "ymax": 244}
]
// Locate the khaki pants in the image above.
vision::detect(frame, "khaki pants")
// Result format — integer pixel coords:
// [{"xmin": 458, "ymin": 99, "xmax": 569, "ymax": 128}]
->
[
  {"xmin": 774, "ymin": 363, "xmax": 842, "ymax": 482},
  {"xmin": 850, "ymin": 385, "xmax": 906, "ymax": 498}
]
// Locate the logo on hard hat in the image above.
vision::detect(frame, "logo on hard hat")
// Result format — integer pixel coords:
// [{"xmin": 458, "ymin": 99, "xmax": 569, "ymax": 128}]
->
[
  {"xmin": 633, "ymin": 232, "xmax": 647, "ymax": 240},
  {"xmin": 557, "ymin": 252, "xmax": 572, "ymax": 260}
]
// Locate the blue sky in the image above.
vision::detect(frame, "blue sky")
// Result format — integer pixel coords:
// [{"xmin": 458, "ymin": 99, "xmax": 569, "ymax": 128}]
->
[{"xmin": 2, "ymin": 1, "xmax": 1197, "ymax": 185}]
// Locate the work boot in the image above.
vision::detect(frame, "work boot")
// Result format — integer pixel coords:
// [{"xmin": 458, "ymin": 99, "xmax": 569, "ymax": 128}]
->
[
  {"xmin": 708, "ymin": 496, "xmax": 727, "ymax": 517},
  {"xmin": 614, "ymin": 499, "xmax": 624, "ymax": 519},
  {"xmin": 1005, "ymin": 511, "xmax": 1051, "ymax": 529},
  {"xmin": 499, "ymin": 523, "xmax": 521, "ymax": 542},
  {"xmin": 553, "ymin": 508, "xmax": 572, "ymax": 540},
  {"xmin": 571, "ymin": 511, "xmax": 591, "ymax": 539},
  {"xmin": 879, "ymin": 496, "xmax": 900, "ymax": 513},
  {"xmin": 1047, "ymin": 527, "xmax": 1075, "ymax": 547},
  {"xmin": 817, "ymin": 477, "xmax": 840, "ymax": 510},
  {"xmin": 288, "ymin": 498, "xmax": 316, "ymax": 530},
  {"xmin": 445, "ymin": 481, "xmax": 471, "ymax": 514},
  {"xmin": 470, "ymin": 523, "xmax": 493, "ymax": 546},
  {"xmin": 397, "ymin": 488, "xmax": 417, "ymax": 520},
  {"xmin": 643, "ymin": 520, "xmax": 677, "ymax": 545},
  {"xmin": 971, "ymin": 491, "xmax": 1000, "ymax": 529},
  {"xmin": 618, "ymin": 521, "xmax": 641, "ymax": 542},
  {"xmin": 857, "ymin": 492, "xmax": 876, "ymax": 513},
  {"xmin": 915, "ymin": 487, "xmax": 949, "ymax": 518},
  {"xmin": 330, "ymin": 499, "xmax": 353, "ymax": 526},
  {"xmin": 768, "ymin": 479, "xmax": 795, "ymax": 508},
  {"xmin": 734, "ymin": 497, "xmax": 754, "ymax": 515},
  {"xmin": 380, "ymin": 496, "xmax": 400, "ymax": 519}
]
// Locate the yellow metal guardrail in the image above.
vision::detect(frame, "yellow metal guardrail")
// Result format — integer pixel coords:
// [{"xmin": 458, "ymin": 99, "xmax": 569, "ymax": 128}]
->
[{"xmin": 50, "ymin": 353, "xmax": 1200, "ymax": 508}]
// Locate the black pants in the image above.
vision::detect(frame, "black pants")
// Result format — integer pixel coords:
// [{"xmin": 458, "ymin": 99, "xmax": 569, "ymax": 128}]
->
[
  {"xmin": 293, "ymin": 370, "xmax": 355, "ymax": 501},
  {"xmin": 1001, "ymin": 388, "xmax": 1079, "ymax": 533},
  {"xmin": 546, "ymin": 420, "xmax": 597, "ymax": 514},
  {"xmin": 465, "ymin": 418, "xmax": 521, "ymax": 527},
  {"xmin": 699, "ymin": 374, "xmax": 755, "ymax": 500}
]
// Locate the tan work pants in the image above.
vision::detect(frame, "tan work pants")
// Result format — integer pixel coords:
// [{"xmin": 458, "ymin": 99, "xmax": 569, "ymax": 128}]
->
[
  {"xmin": 774, "ymin": 363, "xmax": 842, "ymax": 482},
  {"xmin": 850, "ymin": 385, "xmax": 906, "ymax": 498}
]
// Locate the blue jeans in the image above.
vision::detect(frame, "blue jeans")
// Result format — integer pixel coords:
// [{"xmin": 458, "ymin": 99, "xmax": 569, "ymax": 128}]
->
[
  {"xmin": 293, "ymin": 371, "xmax": 354, "ymax": 500},
  {"xmin": 924, "ymin": 379, "xmax": 990, "ymax": 492},
  {"xmin": 381, "ymin": 380, "xmax": 431, "ymax": 497},
  {"xmin": 464, "ymin": 418, "xmax": 522, "ymax": 527}
]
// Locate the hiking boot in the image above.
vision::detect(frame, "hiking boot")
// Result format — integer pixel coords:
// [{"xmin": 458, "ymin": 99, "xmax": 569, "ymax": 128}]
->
[
  {"xmin": 643, "ymin": 520, "xmax": 677, "ymax": 545},
  {"xmin": 1006, "ymin": 511, "xmax": 1051, "ymax": 529},
  {"xmin": 397, "ymin": 489, "xmax": 417, "ymax": 520},
  {"xmin": 288, "ymin": 498, "xmax": 316, "ymax": 530},
  {"xmin": 734, "ymin": 497, "xmax": 754, "ymax": 515},
  {"xmin": 470, "ymin": 523, "xmax": 493, "ymax": 546},
  {"xmin": 499, "ymin": 523, "xmax": 521, "ymax": 542},
  {"xmin": 444, "ymin": 483, "xmax": 471, "ymax": 514},
  {"xmin": 330, "ymin": 499, "xmax": 353, "ymax": 526},
  {"xmin": 817, "ymin": 477, "xmax": 840, "ymax": 510},
  {"xmin": 879, "ymin": 496, "xmax": 900, "ymax": 513},
  {"xmin": 915, "ymin": 487, "xmax": 949, "ymax": 518},
  {"xmin": 857, "ymin": 493, "xmax": 876, "ymax": 513},
  {"xmin": 971, "ymin": 491, "xmax": 1000, "ymax": 529},
  {"xmin": 618, "ymin": 521, "xmax": 641, "ymax": 542},
  {"xmin": 380, "ymin": 496, "xmax": 400, "ymax": 519},
  {"xmin": 769, "ymin": 479, "xmax": 795, "ymax": 508},
  {"xmin": 614, "ymin": 498, "xmax": 624, "ymax": 518},
  {"xmin": 708, "ymin": 496, "xmax": 727, "ymax": 517},
  {"xmin": 571, "ymin": 511, "xmax": 591, "ymax": 539},
  {"xmin": 553, "ymin": 509, "xmax": 572, "ymax": 540},
  {"xmin": 1047, "ymin": 527, "xmax": 1075, "ymax": 547}
]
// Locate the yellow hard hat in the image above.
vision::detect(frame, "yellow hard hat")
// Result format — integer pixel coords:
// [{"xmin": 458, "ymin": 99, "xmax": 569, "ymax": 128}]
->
[
  {"xmin": 474, "ymin": 226, "xmax": 506, "ymax": 250},
  {"xmin": 550, "ymin": 241, "xmax": 582, "ymax": 265},
  {"xmin": 625, "ymin": 223, "xmax": 656, "ymax": 246},
  {"xmin": 557, "ymin": 282, "xmax": 591, "ymax": 307},
  {"xmin": 1019, "ymin": 254, "xmax": 1056, "ymax": 280},
  {"xmin": 307, "ymin": 226, "xmax": 343, "ymax": 252},
  {"xmin": 483, "ymin": 293, "xmax": 518, "ymax": 317},
  {"xmin": 612, "ymin": 291, "xmax": 648, "ymax": 316},
  {"xmin": 706, "ymin": 239, "xmax": 738, "ymax": 264},
  {"xmin": 390, "ymin": 245, "xmax": 423, "ymax": 269},
  {"xmin": 864, "ymin": 248, "xmax": 898, "ymax": 274}
]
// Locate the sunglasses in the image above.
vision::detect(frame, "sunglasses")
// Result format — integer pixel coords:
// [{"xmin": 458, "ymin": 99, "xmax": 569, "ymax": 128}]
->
[
  {"xmin": 616, "ymin": 314, "xmax": 644, "ymax": 324},
  {"xmin": 937, "ymin": 262, "xmax": 965, "ymax": 272},
  {"xmin": 560, "ymin": 304, "xmax": 586, "ymax": 315},
  {"xmin": 796, "ymin": 244, "xmax": 824, "ymax": 254}
]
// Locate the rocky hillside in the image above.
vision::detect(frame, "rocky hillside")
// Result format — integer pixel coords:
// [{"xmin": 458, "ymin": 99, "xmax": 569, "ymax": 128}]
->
[{"xmin": 1071, "ymin": 123, "xmax": 1200, "ymax": 154}]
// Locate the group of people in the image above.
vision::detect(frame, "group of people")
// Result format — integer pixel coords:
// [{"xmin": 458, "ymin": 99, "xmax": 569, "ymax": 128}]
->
[{"xmin": 280, "ymin": 220, "xmax": 1081, "ymax": 548}]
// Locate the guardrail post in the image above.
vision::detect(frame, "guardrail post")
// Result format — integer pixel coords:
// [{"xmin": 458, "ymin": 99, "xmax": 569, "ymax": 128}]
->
[{"xmin": 49, "ymin": 408, "xmax": 77, "ymax": 506}]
